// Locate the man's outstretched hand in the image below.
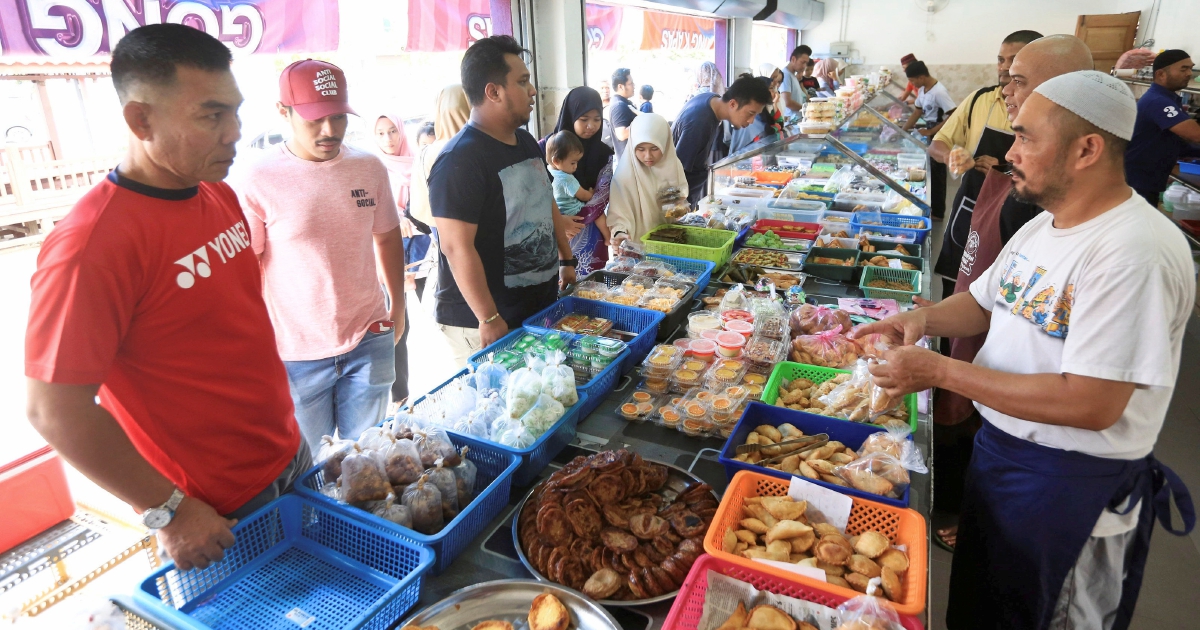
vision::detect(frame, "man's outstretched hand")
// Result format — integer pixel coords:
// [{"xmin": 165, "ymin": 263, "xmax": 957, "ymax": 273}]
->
[{"xmin": 157, "ymin": 497, "xmax": 237, "ymax": 571}]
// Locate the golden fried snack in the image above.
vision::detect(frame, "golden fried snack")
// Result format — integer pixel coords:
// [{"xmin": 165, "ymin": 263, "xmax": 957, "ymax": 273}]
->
[
  {"xmin": 845, "ymin": 572, "xmax": 871, "ymax": 593},
  {"xmin": 766, "ymin": 540, "xmax": 791, "ymax": 561},
  {"xmin": 826, "ymin": 575, "xmax": 851, "ymax": 589},
  {"xmin": 735, "ymin": 529, "xmax": 759, "ymax": 545},
  {"xmin": 762, "ymin": 497, "xmax": 807, "ymax": 521},
  {"xmin": 839, "ymin": 467, "xmax": 894, "ymax": 497},
  {"xmin": 853, "ymin": 531, "xmax": 890, "ymax": 559},
  {"xmin": 813, "ymin": 538, "xmax": 852, "ymax": 566},
  {"xmin": 746, "ymin": 605, "xmax": 798, "ymax": 630},
  {"xmin": 723, "ymin": 528, "xmax": 738, "ymax": 553},
  {"xmin": 528, "ymin": 593, "xmax": 569, "ymax": 630},
  {"xmin": 583, "ymin": 568, "xmax": 623, "ymax": 600},
  {"xmin": 716, "ymin": 602, "xmax": 748, "ymax": 630},
  {"xmin": 765, "ymin": 520, "xmax": 812, "ymax": 544},
  {"xmin": 471, "ymin": 623, "xmax": 513, "ymax": 630},
  {"xmin": 876, "ymin": 548, "xmax": 909, "ymax": 573},
  {"xmin": 789, "ymin": 530, "xmax": 816, "ymax": 553},
  {"xmin": 847, "ymin": 554, "xmax": 882, "ymax": 578},
  {"xmin": 880, "ymin": 566, "xmax": 902, "ymax": 602},
  {"xmin": 740, "ymin": 517, "xmax": 770, "ymax": 534},
  {"xmin": 812, "ymin": 523, "xmax": 841, "ymax": 539}
]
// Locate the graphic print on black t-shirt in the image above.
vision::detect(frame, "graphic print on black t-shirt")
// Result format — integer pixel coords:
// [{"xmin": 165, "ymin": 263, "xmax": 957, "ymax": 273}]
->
[{"xmin": 499, "ymin": 157, "xmax": 557, "ymax": 286}]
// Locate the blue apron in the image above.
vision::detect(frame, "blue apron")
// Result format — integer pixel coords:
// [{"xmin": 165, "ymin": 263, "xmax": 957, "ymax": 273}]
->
[{"xmin": 947, "ymin": 420, "xmax": 1194, "ymax": 630}]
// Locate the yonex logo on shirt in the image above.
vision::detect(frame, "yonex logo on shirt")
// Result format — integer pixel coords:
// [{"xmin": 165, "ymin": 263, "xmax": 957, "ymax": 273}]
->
[{"xmin": 173, "ymin": 221, "xmax": 252, "ymax": 289}]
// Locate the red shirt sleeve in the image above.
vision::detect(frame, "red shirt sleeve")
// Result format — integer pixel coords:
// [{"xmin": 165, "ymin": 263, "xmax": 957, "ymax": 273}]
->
[{"xmin": 25, "ymin": 190, "xmax": 138, "ymax": 385}]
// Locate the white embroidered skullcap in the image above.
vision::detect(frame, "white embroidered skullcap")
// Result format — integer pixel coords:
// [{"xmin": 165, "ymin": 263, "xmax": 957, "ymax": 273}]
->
[{"xmin": 1032, "ymin": 70, "xmax": 1137, "ymax": 140}]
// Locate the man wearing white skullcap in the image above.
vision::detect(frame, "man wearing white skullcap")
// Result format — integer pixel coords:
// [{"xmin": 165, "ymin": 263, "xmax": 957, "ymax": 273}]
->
[{"xmin": 852, "ymin": 69, "xmax": 1195, "ymax": 629}]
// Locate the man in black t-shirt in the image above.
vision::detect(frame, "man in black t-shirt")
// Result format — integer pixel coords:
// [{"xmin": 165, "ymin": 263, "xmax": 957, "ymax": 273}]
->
[
  {"xmin": 429, "ymin": 36, "xmax": 576, "ymax": 365},
  {"xmin": 609, "ymin": 68, "xmax": 639, "ymax": 160},
  {"xmin": 673, "ymin": 75, "xmax": 773, "ymax": 205}
]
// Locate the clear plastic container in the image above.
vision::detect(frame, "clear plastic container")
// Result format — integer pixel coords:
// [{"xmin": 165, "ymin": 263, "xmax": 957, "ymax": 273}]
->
[
  {"xmin": 631, "ymin": 259, "xmax": 676, "ymax": 278},
  {"xmin": 621, "ymin": 274, "xmax": 657, "ymax": 296},
  {"xmin": 706, "ymin": 355, "xmax": 748, "ymax": 387},
  {"xmin": 724, "ymin": 319, "xmax": 755, "ymax": 338},
  {"xmin": 753, "ymin": 315, "xmax": 789, "ymax": 341},
  {"xmin": 572, "ymin": 281, "xmax": 609, "ymax": 301},
  {"xmin": 896, "ymin": 153, "xmax": 926, "ymax": 170},
  {"xmin": 834, "ymin": 192, "xmax": 888, "ymax": 213},
  {"xmin": 743, "ymin": 336, "xmax": 787, "ymax": 374},
  {"xmin": 652, "ymin": 278, "xmax": 692, "ymax": 300},
  {"xmin": 603, "ymin": 287, "xmax": 640, "ymax": 307},
  {"xmin": 689, "ymin": 338, "xmax": 718, "ymax": 360},
  {"xmin": 687, "ymin": 310, "xmax": 723, "ymax": 338},
  {"xmin": 642, "ymin": 345, "xmax": 682, "ymax": 378},
  {"xmin": 619, "ymin": 390, "xmax": 658, "ymax": 421},
  {"xmin": 715, "ymin": 331, "xmax": 747, "ymax": 357},
  {"xmin": 637, "ymin": 291, "xmax": 682, "ymax": 314},
  {"xmin": 670, "ymin": 367, "xmax": 704, "ymax": 393}
]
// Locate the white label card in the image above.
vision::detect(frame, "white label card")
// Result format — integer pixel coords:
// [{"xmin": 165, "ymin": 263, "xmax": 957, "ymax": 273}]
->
[
  {"xmin": 285, "ymin": 608, "xmax": 316, "ymax": 628},
  {"xmin": 888, "ymin": 259, "xmax": 904, "ymax": 269},
  {"xmin": 753, "ymin": 558, "xmax": 829, "ymax": 582},
  {"xmin": 787, "ymin": 476, "xmax": 854, "ymax": 533}
]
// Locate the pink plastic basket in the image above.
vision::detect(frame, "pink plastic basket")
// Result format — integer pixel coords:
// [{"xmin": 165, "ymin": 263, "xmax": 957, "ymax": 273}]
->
[{"xmin": 662, "ymin": 553, "xmax": 924, "ymax": 630}]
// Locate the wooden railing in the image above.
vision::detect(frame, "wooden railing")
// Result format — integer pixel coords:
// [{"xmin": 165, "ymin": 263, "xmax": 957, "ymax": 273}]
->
[{"xmin": 0, "ymin": 144, "xmax": 121, "ymax": 224}]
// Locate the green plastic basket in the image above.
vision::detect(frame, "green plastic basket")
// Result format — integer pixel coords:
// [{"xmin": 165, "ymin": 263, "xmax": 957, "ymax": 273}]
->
[
  {"xmin": 802, "ymin": 247, "xmax": 860, "ymax": 281},
  {"xmin": 761, "ymin": 361, "xmax": 918, "ymax": 432},
  {"xmin": 859, "ymin": 266, "xmax": 922, "ymax": 304},
  {"xmin": 641, "ymin": 225, "xmax": 737, "ymax": 267},
  {"xmin": 856, "ymin": 252, "xmax": 924, "ymax": 283}
]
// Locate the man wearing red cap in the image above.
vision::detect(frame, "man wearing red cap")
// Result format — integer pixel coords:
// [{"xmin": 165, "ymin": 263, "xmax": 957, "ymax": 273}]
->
[{"xmin": 231, "ymin": 60, "xmax": 407, "ymax": 453}]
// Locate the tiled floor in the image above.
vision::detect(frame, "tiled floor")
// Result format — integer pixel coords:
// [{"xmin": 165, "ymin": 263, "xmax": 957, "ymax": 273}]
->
[{"xmin": 924, "ymin": 183, "xmax": 1200, "ymax": 629}]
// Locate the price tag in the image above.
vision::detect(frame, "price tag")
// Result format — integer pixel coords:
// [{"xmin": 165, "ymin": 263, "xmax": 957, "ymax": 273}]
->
[
  {"xmin": 788, "ymin": 476, "xmax": 853, "ymax": 533},
  {"xmin": 753, "ymin": 558, "xmax": 828, "ymax": 582},
  {"xmin": 285, "ymin": 608, "xmax": 316, "ymax": 628},
  {"xmin": 888, "ymin": 259, "xmax": 904, "ymax": 269}
]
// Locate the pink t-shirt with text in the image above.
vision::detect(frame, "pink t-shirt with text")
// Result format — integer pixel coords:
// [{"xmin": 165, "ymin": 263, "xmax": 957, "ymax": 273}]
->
[{"xmin": 234, "ymin": 144, "xmax": 399, "ymax": 361}]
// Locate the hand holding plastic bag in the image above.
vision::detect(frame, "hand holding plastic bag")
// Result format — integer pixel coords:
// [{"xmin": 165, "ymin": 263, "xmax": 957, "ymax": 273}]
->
[{"xmin": 834, "ymin": 594, "xmax": 904, "ymax": 630}]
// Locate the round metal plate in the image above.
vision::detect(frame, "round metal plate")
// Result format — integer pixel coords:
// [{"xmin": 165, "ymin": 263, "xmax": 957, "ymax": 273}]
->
[
  {"xmin": 511, "ymin": 456, "xmax": 719, "ymax": 607},
  {"xmin": 397, "ymin": 579, "xmax": 621, "ymax": 630}
]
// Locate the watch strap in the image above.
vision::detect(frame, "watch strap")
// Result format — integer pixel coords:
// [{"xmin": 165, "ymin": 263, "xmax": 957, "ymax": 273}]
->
[
  {"xmin": 559, "ymin": 258, "xmax": 578, "ymax": 268},
  {"xmin": 163, "ymin": 487, "xmax": 185, "ymax": 512}
]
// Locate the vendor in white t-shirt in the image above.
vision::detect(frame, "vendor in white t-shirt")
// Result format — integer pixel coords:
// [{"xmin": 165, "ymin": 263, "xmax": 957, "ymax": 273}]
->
[
  {"xmin": 902, "ymin": 61, "xmax": 958, "ymax": 139},
  {"xmin": 853, "ymin": 71, "xmax": 1195, "ymax": 630}
]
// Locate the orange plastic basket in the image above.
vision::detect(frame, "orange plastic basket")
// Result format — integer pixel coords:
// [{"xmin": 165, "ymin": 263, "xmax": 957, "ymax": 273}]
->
[{"xmin": 702, "ymin": 470, "xmax": 928, "ymax": 615}]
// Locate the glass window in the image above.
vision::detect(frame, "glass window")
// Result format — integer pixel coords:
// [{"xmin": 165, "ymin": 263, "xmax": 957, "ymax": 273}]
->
[{"xmin": 750, "ymin": 22, "xmax": 789, "ymax": 76}]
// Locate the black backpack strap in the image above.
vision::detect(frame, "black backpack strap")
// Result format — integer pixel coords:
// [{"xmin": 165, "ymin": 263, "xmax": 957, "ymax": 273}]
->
[{"xmin": 966, "ymin": 85, "xmax": 1000, "ymax": 129}]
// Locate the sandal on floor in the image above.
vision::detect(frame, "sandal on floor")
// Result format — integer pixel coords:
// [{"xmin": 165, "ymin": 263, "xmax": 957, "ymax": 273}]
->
[{"xmin": 934, "ymin": 526, "xmax": 957, "ymax": 553}]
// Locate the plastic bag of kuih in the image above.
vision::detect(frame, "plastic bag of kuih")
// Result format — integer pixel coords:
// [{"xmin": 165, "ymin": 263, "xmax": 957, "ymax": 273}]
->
[
  {"xmin": 413, "ymin": 426, "xmax": 460, "ymax": 468},
  {"xmin": 356, "ymin": 425, "xmax": 393, "ymax": 452},
  {"xmin": 719, "ymin": 283, "xmax": 748, "ymax": 312},
  {"xmin": 472, "ymin": 360, "xmax": 510, "ymax": 397},
  {"xmin": 858, "ymin": 425, "xmax": 928, "ymax": 475},
  {"xmin": 472, "ymin": 393, "xmax": 507, "ymax": 430},
  {"xmin": 453, "ymin": 409, "xmax": 491, "ymax": 440},
  {"xmin": 834, "ymin": 451, "xmax": 911, "ymax": 499},
  {"xmin": 519, "ymin": 393, "xmax": 565, "ymax": 438},
  {"xmin": 425, "ymin": 458, "xmax": 461, "ymax": 521},
  {"xmin": 386, "ymin": 409, "xmax": 423, "ymax": 440},
  {"xmin": 402, "ymin": 474, "xmax": 445, "ymax": 535},
  {"xmin": 790, "ymin": 303, "xmax": 854, "ymax": 336},
  {"xmin": 316, "ymin": 435, "xmax": 356, "ymax": 481},
  {"xmin": 380, "ymin": 436, "xmax": 423, "ymax": 485},
  {"xmin": 834, "ymin": 594, "xmax": 905, "ymax": 630},
  {"xmin": 451, "ymin": 447, "xmax": 478, "ymax": 508},
  {"xmin": 494, "ymin": 421, "xmax": 537, "ymax": 449},
  {"xmin": 817, "ymin": 359, "xmax": 907, "ymax": 424},
  {"xmin": 338, "ymin": 445, "xmax": 392, "ymax": 505},
  {"xmin": 372, "ymin": 493, "xmax": 413, "ymax": 529},
  {"xmin": 540, "ymin": 350, "xmax": 579, "ymax": 406},
  {"xmin": 506, "ymin": 365, "xmax": 543, "ymax": 420},
  {"xmin": 441, "ymin": 376, "xmax": 480, "ymax": 420},
  {"xmin": 791, "ymin": 327, "xmax": 860, "ymax": 369},
  {"xmin": 853, "ymin": 332, "xmax": 891, "ymax": 361}
]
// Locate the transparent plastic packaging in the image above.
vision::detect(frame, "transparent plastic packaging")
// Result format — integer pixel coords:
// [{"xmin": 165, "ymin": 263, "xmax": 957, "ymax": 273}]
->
[
  {"xmin": 540, "ymin": 349, "xmax": 579, "ymax": 407},
  {"xmin": 790, "ymin": 328, "xmax": 860, "ymax": 368},
  {"xmin": 381, "ymin": 437, "xmax": 423, "ymax": 485},
  {"xmin": 450, "ymin": 447, "xmax": 477, "ymax": 507},
  {"xmin": 412, "ymin": 427, "xmax": 459, "ymax": 468},
  {"xmin": 790, "ymin": 303, "xmax": 854, "ymax": 336},
  {"xmin": 505, "ymin": 366, "xmax": 543, "ymax": 419},
  {"xmin": 620, "ymin": 274, "xmax": 657, "ymax": 296},
  {"xmin": 339, "ymin": 446, "xmax": 392, "ymax": 504},
  {"xmin": 316, "ymin": 435, "xmax": 355, "ymax": 481},
  {"xmin": 402, "ymin": 474, "xmax": 444, "ymax": 534},
  {"xmin": 472, "ymin": 360, "xmax": 509, "ymax": 397},
  {"xmin": 834, "ymin": 594, "xmax": 905, "ymax": 630},
  {"xmin": 425, "ymin": 459, "xmax": 461, "ymax": 521},
  {"xmin": 519, "ymin": 393, "xmax": 566, "ymax": 437},
  {"xmin": 371, "ymin": 494, "xmax": 413, "ymax": 529}
]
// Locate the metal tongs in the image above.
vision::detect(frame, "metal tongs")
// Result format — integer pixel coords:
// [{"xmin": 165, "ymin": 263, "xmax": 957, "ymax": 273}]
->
[{"xmin": 736, "ymin": 433, "xmax": 829, "ymax": 466}]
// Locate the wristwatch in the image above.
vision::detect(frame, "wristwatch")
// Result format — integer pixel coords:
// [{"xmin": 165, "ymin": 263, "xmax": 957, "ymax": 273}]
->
[
  {"xmin": 559, "ymin": 258, "xmax": 578, "ymax": 268},
  {"xmin": 141, "ymin": 488, "xmax": 185, "ymax": 530}
]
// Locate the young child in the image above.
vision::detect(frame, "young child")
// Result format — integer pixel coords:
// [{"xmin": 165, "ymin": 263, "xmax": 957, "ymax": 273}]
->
[
  {"xmin": 546, "ymin": 130, "xmax": 608, "ymax": 241},
  {"xmin": 416, "ymin": 121, "xmax": 435, "ymax": 148},
  {"xmin": 639, "ymin": 84, "xmax": 654, "ymax": 113}
]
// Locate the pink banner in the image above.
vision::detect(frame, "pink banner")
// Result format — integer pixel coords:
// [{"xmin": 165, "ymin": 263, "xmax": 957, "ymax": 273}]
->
[
  {"xmin": 585, "ymin": 3, "xmax": 622, "ymax": 52},
  {"xmin": 407, "ymin": 0, "xmax": 490, "ymax": 53},
  {"xmin": 0, "ymin": 0, "xmax": 338, "ymax": 58}
]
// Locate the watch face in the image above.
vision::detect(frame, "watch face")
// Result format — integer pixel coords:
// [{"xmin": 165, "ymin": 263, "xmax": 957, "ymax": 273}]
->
[{"xmin": 143, "ymin": 508, "xmax": 171, "ymax": 529}]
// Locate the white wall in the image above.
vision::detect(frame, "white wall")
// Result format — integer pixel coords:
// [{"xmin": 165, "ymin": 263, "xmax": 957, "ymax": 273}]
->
[
  {"xmin": 802, "ymin": 0, "xmax": 1130, "ymax": 65},
  {"xmin": 1120, "ymin": 0, "xmax": 1200, "ymax": 55}
]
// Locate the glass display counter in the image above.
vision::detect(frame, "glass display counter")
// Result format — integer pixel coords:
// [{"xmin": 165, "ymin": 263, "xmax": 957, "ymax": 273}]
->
[{"xmin": 708, "ymin": 104, "xmax": 932, "ymax": 216}]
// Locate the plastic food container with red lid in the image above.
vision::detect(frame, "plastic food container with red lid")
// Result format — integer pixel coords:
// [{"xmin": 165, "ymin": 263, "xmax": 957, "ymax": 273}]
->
[
  {"xmin": 699, "ymin": 328, "xmax": 722, "ymax": 341},
  {"xmin": 688, "ymin": 338, "xmax": 718, "ymax": 359},
  {"xmin": 715, "ymin": 331, "xmax": 747, "ymax": 357},
  {"xmin": 720, "ymin": 309, "xmax": 754, "ymax": 324},
  {"xmin": 673, "ymin": 338, "xmax": 693, "ymax": 353},
  {"xmin": 724, "ymin": 319, "xmax": 754, "ymax": 338}
]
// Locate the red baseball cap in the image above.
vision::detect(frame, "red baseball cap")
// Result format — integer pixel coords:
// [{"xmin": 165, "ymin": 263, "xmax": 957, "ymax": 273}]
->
[{"xmin": 279, "ymin": 59, "xmax": 357, "ymax": 121}]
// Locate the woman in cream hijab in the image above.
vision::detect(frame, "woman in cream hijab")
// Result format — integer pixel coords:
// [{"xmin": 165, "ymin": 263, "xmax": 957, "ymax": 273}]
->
[
  {"xmin": 607, "ymin": 112, "xmax": 688, "ymax": 250},
  {"xmin": 408, "ymin": 85, "xmax": 471, "ymax": 230}
]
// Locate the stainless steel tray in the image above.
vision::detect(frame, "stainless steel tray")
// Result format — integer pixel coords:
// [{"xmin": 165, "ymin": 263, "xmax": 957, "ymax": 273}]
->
[
  {"xmin": 511, "ymin": 457, "xmax": 719, "ymax": 607},
  {"xmin": 731, "ymin": 248, "xmax": 805, "ymax": 271},
  {"xmin": 398, "ymin": 579, "xmax": 621, "ymax": 630}
]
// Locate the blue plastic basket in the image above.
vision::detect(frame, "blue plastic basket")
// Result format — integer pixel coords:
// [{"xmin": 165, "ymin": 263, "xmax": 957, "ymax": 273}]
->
[
  {"xmin": 295, "ymin": 428, "xmax": 520, "ymax": 575},
  {"xmin": 523, "ymin": 296, "xmax": 664, "ymax": 376},
  {"xmin": 850, "ymin": 212, "xmax": 932, "ymax": 244},
  {"xmin": 644, "ymin": 253, "xmax": 717, "ymax": 293},
  {"xmin": 466, "ymin": 329, "xmax": 626, "ymax": 425},
  {"xmin": 718, "ymin": 401, "xmax": 912, "ymax": 508},
  {"xmin": 403, "ymin": 368, "xmax": 588, "ymax": 487},
  {"xmin": 134, "ymin": 495, "xmax": 434, "ymax": 630}
]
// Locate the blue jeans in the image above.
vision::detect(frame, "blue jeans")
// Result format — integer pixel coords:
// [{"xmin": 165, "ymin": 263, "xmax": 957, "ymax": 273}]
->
[{"xmin": 285, "ymin": 330, "xmax": 396, "ymax": 453}]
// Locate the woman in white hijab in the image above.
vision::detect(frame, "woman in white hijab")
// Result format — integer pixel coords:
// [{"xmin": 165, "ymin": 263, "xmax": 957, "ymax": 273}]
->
[{"xmin": 607, "ymin": 112, "xmax": 688, "ymax": 250}]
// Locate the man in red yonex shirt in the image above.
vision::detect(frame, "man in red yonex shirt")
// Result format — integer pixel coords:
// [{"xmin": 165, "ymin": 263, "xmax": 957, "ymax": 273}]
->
[{"xmin": 24, "ymin": 24, "xmax": 306, "ymax": 571}]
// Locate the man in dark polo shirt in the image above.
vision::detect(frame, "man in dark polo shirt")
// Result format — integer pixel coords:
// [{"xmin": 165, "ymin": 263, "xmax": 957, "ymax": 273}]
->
[{"xmin": 1125, "ymin": 49, "xmax": 1200, "ymax": 207}]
